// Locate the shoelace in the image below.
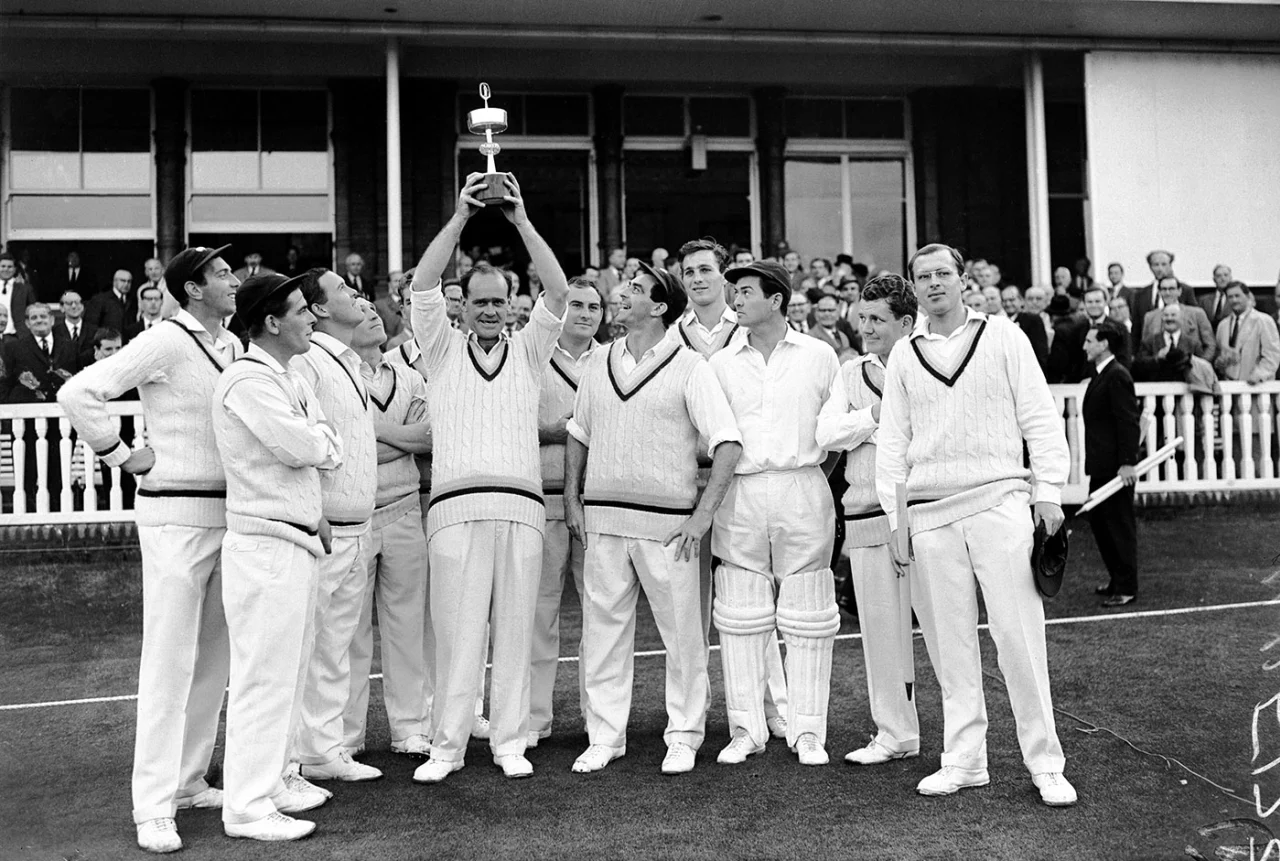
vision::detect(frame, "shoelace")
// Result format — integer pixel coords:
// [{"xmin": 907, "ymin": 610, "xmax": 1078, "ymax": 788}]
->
[
  {"xmin": 797, "ymin": 736, "xmax": 822, "ymax": 752},
  {"xmin": 143, "ymin": 819, "xmax": 177, "ymax": 834}
]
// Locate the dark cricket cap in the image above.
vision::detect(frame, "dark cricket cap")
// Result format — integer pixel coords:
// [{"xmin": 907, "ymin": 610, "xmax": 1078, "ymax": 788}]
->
[
  {"xmin": 235, "ymin": 273, "xmax": 308, "ymax": 327},
  {"xmin": 636, "ymin": 261, "xmax": 689, "ymax": 319},
  {"xmin": 725, "ymin": 259, "xmax": 791, "ymax": 295},
  {"xmin": 1031, "ymin": 520, "xmax": 1070, "ymax": 598},
  {"xmin": 164, "ymin": 244, "xmax": 232, "ymax": 290}
]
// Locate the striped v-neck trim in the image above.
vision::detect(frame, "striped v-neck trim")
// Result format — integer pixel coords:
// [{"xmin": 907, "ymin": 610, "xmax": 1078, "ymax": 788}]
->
[
  {"xmin": 861, "ymin": 361, "xmax": 883, "ymax": 399},
  {"xmin": 549, "ymin": 349, "xmax": 587, "ymax": 391},
  {"xmin": 909, "ymin": 320, "xmax": 987, "ymax": 388},
  {"xmin": 606, "ymin": 339, "xmax": 681, "ymax": 402},
  {"xmin": 368, "ymin": 367, "xmax": 397, "ymax": 412},
  {"xmin": 467, "ymin": 339, "xmax": 509, "ymax": 382}
]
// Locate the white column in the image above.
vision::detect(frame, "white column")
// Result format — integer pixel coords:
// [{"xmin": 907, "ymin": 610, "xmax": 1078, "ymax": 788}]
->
[
  {"xmin": 385, "ymin": 38, "xmax": 403, "ymax": 277},
  {"xmin": 1023, "ymin": 52, "xmax": 1051, "ymax": 288}
]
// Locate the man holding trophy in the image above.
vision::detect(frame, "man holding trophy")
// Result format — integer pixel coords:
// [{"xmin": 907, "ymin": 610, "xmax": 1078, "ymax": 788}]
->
[{"xmin": 409, "ymin": 84, "xmax": 570, "ymax": 785}]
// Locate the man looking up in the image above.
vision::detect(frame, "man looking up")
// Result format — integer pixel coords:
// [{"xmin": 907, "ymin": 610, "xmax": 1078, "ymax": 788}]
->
[
  {"xmin": 292, "ymin": 269, "xmax": 383, "ymax": 784},
  {"xmin": 816, "ymin": 273, "xmax": 920, "ymax": 767},
  {"xmin": 674, "ymin": 237, "xmax": 791, "ymax": 741},
  {"xmin": 213, "ymin": 273, "xmax": 343, "ymax": 842},
  {"xmin": 876, "ymin": 242, "xmax": 1075, "ymax": 807},
  {"xmin": 409, "ymin": 173, "xmax": 568, "ymax": 784},
  {"xmin": 564, "ymin": 265, "xmax": 742, "ymax": 776},
  {"xmin": 59, "ymin": 246, "xmax": 243, "ymax": 852},
  {"xmin": 529, "ymin": 277, "xmax": 604, "ymax": 749},
  {"xmin": 710, "ymin": 260, "xmax": 844, "ymax": 768}
]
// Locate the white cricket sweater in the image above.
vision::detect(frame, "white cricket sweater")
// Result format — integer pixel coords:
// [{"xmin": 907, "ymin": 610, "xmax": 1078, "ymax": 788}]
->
[
  {"xmin": 214, "ymin": 349, "xmax": 339, "ymax": 556},
  {"xmin": 567, "ymin": 338, "xmax": 740, "ymax": 541},
  {"xmin": 875, "ymin": 313, "xmax": 1069, "ymax": 533},
  {"xmin": 667, "ymin": 306, "xmax": 743, "ymax": 357},
  {"xmin": 386, "ymin": 339, "xmax": 433, "ymax": 497},
  {"xmin": 363, "ymin": 356, "xmax": 428, "ymax": 527},
  {"xmin": 294, "ymin": 333, "xmax": 377, "ymax": 530},
  {"xmin": 815, "ymin": 353, "xmax": 888, "ymax": 547},
  {"xmin": 539, "ymin": 341, "xmax": 597, "ymax": 521},
  {"xmin": 411, "ymin": 286, "xmax": 564, "ymax": 539},
  {"xmin": 57, "ymin": 312, "xmax": 240, "ymax": 528}
]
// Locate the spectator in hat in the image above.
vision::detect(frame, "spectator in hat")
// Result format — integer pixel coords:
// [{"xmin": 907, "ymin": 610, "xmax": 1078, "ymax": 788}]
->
[{"xmin": 1047, "ymin": 293, "xmax": 1088, "ymax": 383}]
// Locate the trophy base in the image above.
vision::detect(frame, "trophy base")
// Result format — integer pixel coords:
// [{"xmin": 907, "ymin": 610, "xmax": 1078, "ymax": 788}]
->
[{"xmin": 475, "ymin": 173, "xmax": 509, "ymax": 203}]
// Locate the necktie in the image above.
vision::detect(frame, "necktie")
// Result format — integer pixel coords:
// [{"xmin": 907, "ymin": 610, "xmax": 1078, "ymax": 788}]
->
[
  {"xmin": 1230, "ymin": 315, "xmax": 1240, "ymax": 349},
  {"xmin": 41, "ymin": 336, "xmax": 50, "ymax": 356},
  {"xmin": 1214, "ymin": 293, "xmax": 1223, "ymax": 322},
  {"xmin": 69, "ymin": 269, "xmax": 76, "ymax": 283},
  {"xmin": 249, "ymin": 266, "xmax": 257, "ymax": 277},
  {"xmin": 1, "ymin": 280, "xmax": 8, "ymax": 296},
  {"xmin": 71, "ymin": 324, "xmax": 79, "ymax": 341}
]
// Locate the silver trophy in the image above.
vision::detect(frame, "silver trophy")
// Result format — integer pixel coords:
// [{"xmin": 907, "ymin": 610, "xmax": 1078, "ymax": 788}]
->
[{"xmin": 466, "ymin": 82, "xmax": 509, "ymax": 202}]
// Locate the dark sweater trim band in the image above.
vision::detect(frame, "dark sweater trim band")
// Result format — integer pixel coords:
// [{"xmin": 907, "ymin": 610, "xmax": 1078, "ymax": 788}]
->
[
  {"xmin": 584, "ymin": 499, "xmax": 695, "ymax": 516},
  {"xmin": 369, "ymin": 368, "xmax": 397, "ymax": 413},
  {"xmin": 428, "ymin": 484, "xmax": 544, "ymax": 510},
  {"xmin": 909, "ymin": 319, "xmax": 987, "ymax": 388},
  {"xmin": 549, "ymin": 355, "xmax": 580, "ymax": 391},
  {"xmin": 137, "ymin": 488, "xmax": 227, "ymax": 499},
  {"xmin": 167, "ymin": 319, "xmax": 236, "ymax": 374},
  {"xmin": 607, "ymin": 341, "xmax": 682, "ymax": 403},
  {"xmin": 93, "ymin": 439, "xmax": 128, "ymax": 458},
  {"xmin": 861, "ymin": 362, "xmax": 883, "ymax": 399},
  {"xmin": 843, "ymin": 508, "xmax": 885, "ymax": 522},
  {"xmin": 466, "ymin": 340, "xmax": 509, "ymax": 382}
]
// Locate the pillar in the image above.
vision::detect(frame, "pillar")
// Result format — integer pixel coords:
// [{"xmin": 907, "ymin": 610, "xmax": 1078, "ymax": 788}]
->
[
  {"xmin": 754, "ymin": 86, "xmax": 787, "ymax": 258},
  {"xmin": 153, "ymin": 78, "xmax": 188, "ymax": 262},
  {"xmin": 385, "ymin": 38, "xmax": 404, "ymax": 275},
  {"xmin": 1024, "ymin": 52, "xmax": 1052, "ymax": 287},
  {"xmin": 593, "ymin": 84, "xmax": 624, "ymax": 264}
]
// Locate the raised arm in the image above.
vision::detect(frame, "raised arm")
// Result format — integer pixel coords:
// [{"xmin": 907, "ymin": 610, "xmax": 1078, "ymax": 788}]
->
[
  {"xmin": 500, "ymin": 174, "xmax": 568, "ymax": 318},
  {"xmin": 411, "ymin": 175, "xmax": 488, "ymax": 368}
]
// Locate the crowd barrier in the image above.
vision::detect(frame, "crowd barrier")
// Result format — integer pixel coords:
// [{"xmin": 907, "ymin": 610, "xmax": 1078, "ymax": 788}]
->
[{"xmin": 4, "ymin": 381, "xmax": 1280, "ymax": 525}]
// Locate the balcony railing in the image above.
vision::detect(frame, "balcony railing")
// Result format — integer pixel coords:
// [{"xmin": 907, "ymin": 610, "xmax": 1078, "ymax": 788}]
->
[{"xmin": 3, "ymin": 381, "xmax": 1280, "ymax": 525}]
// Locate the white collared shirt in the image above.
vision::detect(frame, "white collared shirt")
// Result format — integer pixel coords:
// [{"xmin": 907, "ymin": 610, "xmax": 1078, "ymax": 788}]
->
[
  {"xmin": 173, "ymin": 308, "xmax": 237, "ymax": 362},
  {"xmin": 618, "ymin": 336, "xmax": 658, "ymax": 375},
  {"xmin": 1095, "ymin": 355, "xmax": 1115, "ymax": 373},
  {"xmin": 683, "ymin": 305, "xmax": 736, "ymax": 339},
  {"xmin": 708, "ymin": 327, "xmax": 844, "ymax": 474},
  {"xmin": 913, "ymin": 307, "xmax": 986, "ymax": 363}
]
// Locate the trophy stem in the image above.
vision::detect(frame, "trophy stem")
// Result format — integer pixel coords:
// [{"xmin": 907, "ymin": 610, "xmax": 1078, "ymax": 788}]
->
[{"xmin": 485, "ymin": 130, "xmax": 498, "ymax": 175}]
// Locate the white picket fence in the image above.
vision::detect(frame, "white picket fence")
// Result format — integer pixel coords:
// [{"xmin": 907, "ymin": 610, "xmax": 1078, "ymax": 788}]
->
[{"xmin": 3, "ymin": 381, "xmax": 1280, "ymax": 525}]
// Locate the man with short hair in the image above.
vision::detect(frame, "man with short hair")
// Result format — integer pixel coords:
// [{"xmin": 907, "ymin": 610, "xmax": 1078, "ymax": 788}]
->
[
  {"xmin": 1082, "ymin": 322, "xmax": 1141, "ymax": 608},
  {"xmin": 55, "ymin": 290, "xmax": 94, "ymax": 370},
  {"xmin": 233, "ymin": 251, "xmax": 275, "ymax": 284},
  {"xmin": 981, "ymin": 286, "xmax": 1005, "ymax": 317},
  {"xmin": 84, "ymin": 269, "xmax": 138, "ymax": 341},
  {"xmin": 509, "ymin": 293, "xmax": 534, "ymax": 333},
  {"xmin": 1201, "ymin": 264, "xmax": 1235, "ymax": 330},
  {"xmin": 816, "ymin": 273, "xmax": 920, "ymax": 767},
  {"xmin": 734, "ymin": 249, "xmax": 755, "ymax": 266},
  {"xmin": 52, "ymin": 250, "xmax": 95, "ymax": 302},
  {"xmin": 214, "ymin": 273, "xmax": 344, "ymax": 842},
  {"xmin": 787, "ymin": 291, "xmax": 813, "ymax": 333},
  {"xmin": 141, "ymin": 256, "xmax": 180, "ymax": 320},
  {"xmin": 292, "ymin": 268, "xmax": 384, "ymax": 784},
  {"xmin": 1024, "ymin": 285, "xmax": 1054, "ymax": 348},
  {"xmin": 1001, "ymin": 285, "xmax": 1049, "ymax": 373},
  {"xmin": 812, "ymin": 294, "xmax": 855, "ymax": 356},
  {"xmin": 528, "ymin": 277, "xmax": 602, "ymax": 749},
  {"xmin": 1106, "ymin": 262, "xmax": 1126, "ymax": 296},
  {"xmin": 1, "ymin": 254, "xmax": 34, "ymax": 337},
  {"xmin": 1215, "ymin": 282, "xmax": 1280, "ymax": 383},
  {"xmin": 1109, "ymin": 295, "xmax": 1138, "ymax": 356},
  {"xmin": 409, "ymin": 173, "xmax": 569, "ymax": 784},
  {"xmin": 710, "ymin": 260, "xmax": 845, "ymax": 768},
  {"xmin": 130, "ymin": 285, "xmax": 166, "ymax": 339},
  {"xmin": 674, "ymin": 237, "xmax": 791, "ymax": 740},
  {"xmin": 1051, "ymin": 266, "xmax": 1072, "ymax": 295},
  {"xmin": 343, "ymin": 253, "xmax": 374, "ymax": 300},
  {"xmin": 598, "ymin": 247, "xmax": 627, "ymax": 293},
  {"xmin": 344, "ymin": 301, "xmax": 434, "ymax": 761},
  {"xmin": 443, "ymin": 280, "xmax": 466, "ymax": 331},
  {"xmin": 59, "ymin": 246, "xmax": 249, "ymax": 852},
  {"xmin": 565, "ymin": 264, "xmax": 742, "ymax": 775},
  {"xmin": 1140, "ymin": 277, "xmax": 1216, "ymax": 362},
  {"xmin": 1132, "ymin": 250, "xmax": 1196, "ymax": 325},
  {"xmin": 878, "ymin": 242, "xmax": 1075, "ymax": 807},
  {"xmin": 1082, "ymin": 286, "xmax": 1131, "ymax": 367}
]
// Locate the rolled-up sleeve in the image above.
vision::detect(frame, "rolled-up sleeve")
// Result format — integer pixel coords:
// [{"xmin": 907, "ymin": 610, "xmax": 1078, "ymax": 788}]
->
[
  {"xmin": 685, "ymin": 360, "xmax": 741, "ymax": 454},
  {"xmin": 516, "ymin": 296, "xmax": 566, "ymax": 369},
  {"xmin": 410, "ymin": 282, "xmax": 455, "ymax": 373}
]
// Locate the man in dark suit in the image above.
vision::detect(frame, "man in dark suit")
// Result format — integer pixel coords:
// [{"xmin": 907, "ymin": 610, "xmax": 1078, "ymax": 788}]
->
[
  {"xmin": 1001, "ymin": 285, "xmax": 1049, "ymax": 373},
  {"xmin": 1080, "ymin": 286, "xmax": 1132, "ymax": 368},
  {"xmin": 1081, "ymin": 322, "xmax": 1141, "ymax": 607},
  {"xmin": 1, "ymin": 253, "xmax": 35, "ymax": 338},
  {"xmin": 1139, "ymin": 281, "xmax": 1216, "ymax": 363},
  {"xmin": 83, "ymin": 269, "xmax": 138, "ymax": 341},
  {"xmin": 1199, "ymin": 264, "xmax": 1234, "ymax": 331},
  {"xmin": 1046, "ymin": 295, "xmax": 1089, "ymax": 383},
  {"xmin": 1129, "ymin": 249, "xmax": 1196, "ymax": 327},
  {"xmin": 0, "ymin": 302, "xmax": 78, "ymax": 511},
  {"xmin": 342, "ymin": 252, "xmax": 375, "ymax": 300},
  {"xmin": 48, "ymin": 250, "xmax": 98, "ymax": 303},
  {"xmin": 53, "ymin": 290, "xmax": 96, "ymax": 371},
  {"xmin": 811, "ymin": 293, "xmax": 859, "ymax": 356}
]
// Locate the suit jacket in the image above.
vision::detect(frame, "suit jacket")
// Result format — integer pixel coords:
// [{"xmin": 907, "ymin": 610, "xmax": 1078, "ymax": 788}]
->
[
  {"xmin": 1140, "ymin": 304, "xmax": 1216, "ymax": 362},
  {"xmin": 1012, "ymin": 312, "xmax": 1049, "ymax": 373},
  {"xmin": 232, "ymin": 265, "xmax": 276, "ymax": 283},
  {"xmin": 810, "ymin": 324, "xmax": 851, "ymax": 355},
  {"xmin": 83, "ymin": 290, "xmax": 138, "ymax": 342},
  {"xmin": 1200, "ymin": 290, "xmax": 1232, "ymax": 331},
  {"xmin": 1130, "ymin": 280, "xmax": 1196, "ymax": 328},
  {"xmin": 343, "ymin": 272, "xmax": 376, "ymax": 301},
  {"xmin": 48, "ymin": 268, "xmax": 98, "ymax": 303},
  {"xmin": 0, "ymin": 331, "xmax": 77, "ymax": 403},
  {"xmin": 1133, "ymin": 332, "xmax": 1193, "ymax": 383},
  {"xmin": 125, "ymin": 317, "xmax": 165, "ymax": 343},
  {"xmin": 1047, "ymin": 314, "xmax": 1089, "ymax": 383},
  {"xmin": 1215, "ymin": 309, "xmax": 1280, "ymax": 382},
  {"xmin": 52, "ymin": 318, "xmax": 96, "ymax": 372},
  {"xmin": 1082, "ymin": 359, "xmax": 1141, "ymax": 481},
  {"xmin": 1, "ymin": 279, "xmax": 35, "ymax": 335}
]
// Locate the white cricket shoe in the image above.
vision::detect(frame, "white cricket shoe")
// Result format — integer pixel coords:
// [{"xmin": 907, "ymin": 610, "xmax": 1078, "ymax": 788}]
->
[
  {"xmin": 495, "ymin": 754, "xmax": 534, "ymax": 778},
  {"xmin": 413, "ymin": 758, "xmax": 464, "ymax": 784},
  {"xmin": 791, "ymin": 732, "xmax": 829, "ymax": 766},
  {"xmin": 283, "ymin": 767, "xmax": 332, "ymax": 800},
  {"xmin": 224, "ymin": 812, "xmax": 315, "ymax": 842},
  {"xmin": 661, "ymin": 742, "xmax": 696, "ymax": 775},
  {"xmin": 300, "ymin": 750, "xmax": 383, "ymax": 782},
  {"xmin": 136, "ymin": 818, "xmax": 181, "ymax": 854},
  {"xmin": 1032, "ymin": 772, "xmax": 1078, "ymax": 807},
  {"xmin": 717, "ymin": 730, "xmax": 766, "ymax": 765},
  {"xmin": 175, "ymin": 787, "xmax": 223, "ymax": 809},
  {"xmin": 844, "ymin": 739, "xmax": 920, "ymax": 766},
  {"xmin": 766, "ymin": 715, "xmax": 789, "ymax": 739},
  {"xmin": 391, "ymin": 734, "xmax": 432, "ymax": 758},
  {"xmin": 471, "ymin": 715, "xmax": 492, "ymax": 739},
  {"xmin": 572, "ymin": 744, "xmax": 625, "ymax": 774},
  {"xmin": 917, "ymin": 765, "xmax": 990, "ymax": 796}
]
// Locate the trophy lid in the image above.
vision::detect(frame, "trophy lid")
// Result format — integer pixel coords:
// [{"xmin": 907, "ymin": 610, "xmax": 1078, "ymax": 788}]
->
[{"xmin": 467, "ymin": 83, "xmax": 508, "ymax": 134}]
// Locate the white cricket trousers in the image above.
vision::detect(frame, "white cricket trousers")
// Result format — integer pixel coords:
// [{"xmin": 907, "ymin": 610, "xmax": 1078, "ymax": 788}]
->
[
  {"xmin": 428, "ymin": 519, "xmax": 542, "ymax": 762},
  {"xmin": 221, "ymin": 532, "xmax": 319, "ymax": 825},
  {"xmin": 581, "ymin": 533, "xmax": 709, "ymax": 749},
  {"xmin": 132, "ymin": 524, "xmax": 230, "ymax": 823},
  {"xmin": 296, "ymin": 526, "xmax": 371, "ymax": 765},
  {"xmin": 910, "ymin": 494, "xmax": 1065, "ymax": 774},
  {"xmin": 844, "ymin": 541, "xmax": 919, "ymax": 754},
  {"xmin": 712, "ymin": 468, "xmax": 840, "ymax": 748},
  {"xmin": 530, "ymin": 518, "xmax": 585, "ymax": 737},
  {"xmin": 346, "ymin": 501, "xmax": 430, "ymax": 748}
]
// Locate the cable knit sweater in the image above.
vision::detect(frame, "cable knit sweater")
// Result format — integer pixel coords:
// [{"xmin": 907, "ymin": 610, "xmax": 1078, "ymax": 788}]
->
[
  {"xmin": 567, "ymin": 337, "xmax": 741, "ymax": 541},
  {"xmin": 875, "ymin": 312, "xmax": 1069, "ymax": 533},
  {"xmin": 815, "ymin": 352, "xmax": 888, "ymax": 547},
  {"xmin": 411, "ymin": 284, "xmax": 564, "ymax": 539},
  {"xmin": 363, "ymin": 355, "xmax": 428, "ymax": 528},
  {"xmin": 539, "ymin": 342, "xmax": 597, "ymax": 521},
  {"xmin": 294, "ymin": 332, "xmax": 377, "ymax": 529},
  {"xmin": 57, "ymin": 311, "xmax": 240, "ymax": 527},
  {"xmin": 387, "ymin": 339, "xmax": 432, "ymax": 496}
]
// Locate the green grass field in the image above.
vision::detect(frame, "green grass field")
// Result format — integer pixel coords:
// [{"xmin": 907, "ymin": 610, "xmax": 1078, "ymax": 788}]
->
[{"xmin": 2, "ymin": 506, "xmax": 1278, "ymax": 861}]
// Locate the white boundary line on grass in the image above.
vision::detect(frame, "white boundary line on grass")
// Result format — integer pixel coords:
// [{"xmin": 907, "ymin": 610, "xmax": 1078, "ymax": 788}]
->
[{"xmin": 3, "ymin": 598, "xmax": 1277, "ymax": 713}]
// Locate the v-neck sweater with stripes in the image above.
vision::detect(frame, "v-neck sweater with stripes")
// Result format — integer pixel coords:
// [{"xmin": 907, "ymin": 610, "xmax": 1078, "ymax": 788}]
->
[
  {"xmin": 411, "ymin": 287, "xmax": 564, "ymax": 539},
  {"xmin": 364, "ymin": 359, "xmax": 428, "ymax": 521},
  {"xmin": 539, "ymin": 343, "xmax": 595, "ymax": 521},
  {"xmin": 294, "ymin": 335, "xmax": 377, "ymax": 528},
  {"xmin": 816, "ymin": 353, "xmax": 889, "ymax": 547},
  {"xmin": 875, "ymin": 313, "xmax": 1068, "ymax": 534},
  {"xmin": 57, "ymin": 314, "xmax": 240, "ymax": 528}
]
